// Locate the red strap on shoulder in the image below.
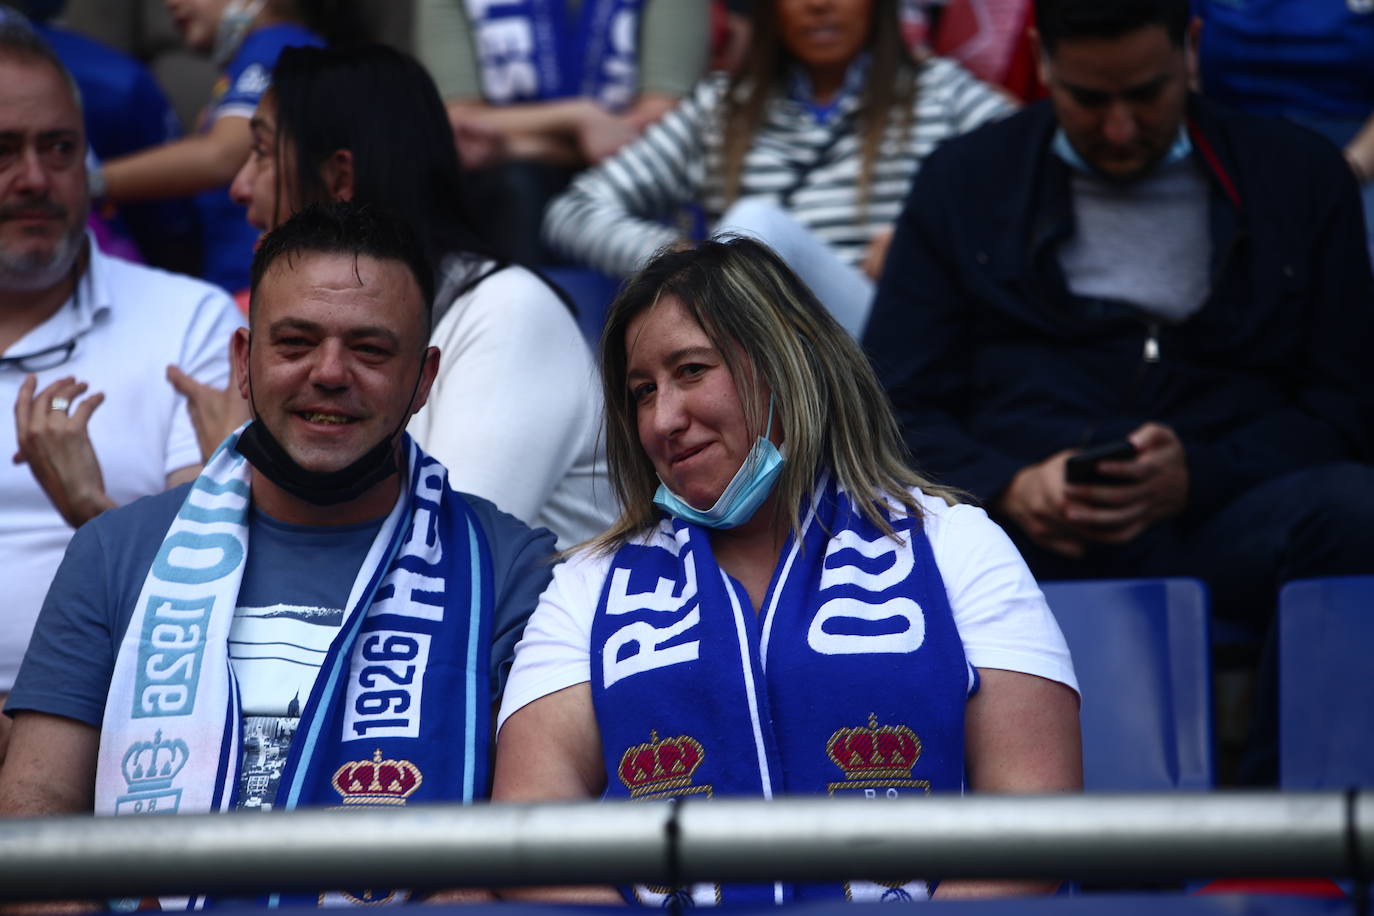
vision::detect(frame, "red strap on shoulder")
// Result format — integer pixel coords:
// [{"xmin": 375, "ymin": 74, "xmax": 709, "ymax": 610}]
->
[{"xmin": 1189, "ymin": 118, "xmax": 1242, "ymax": 211}]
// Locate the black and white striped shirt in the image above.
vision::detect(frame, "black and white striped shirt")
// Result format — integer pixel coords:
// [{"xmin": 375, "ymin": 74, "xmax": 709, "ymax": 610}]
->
[{"xmin": 543, "ymin": 57, "xmax": 1014, "ymax": 276}]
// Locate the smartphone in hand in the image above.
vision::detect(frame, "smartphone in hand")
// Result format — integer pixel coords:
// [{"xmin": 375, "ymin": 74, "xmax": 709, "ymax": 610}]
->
[{"xmin": 1065, "ymin": 439, "xmax": 1138, "ymax": 485}]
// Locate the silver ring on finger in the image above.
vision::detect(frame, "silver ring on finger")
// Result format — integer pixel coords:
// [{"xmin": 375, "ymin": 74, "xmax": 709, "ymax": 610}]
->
[{"xmin": 50, "ymin": 397, "xmax": 70, "ymax": 412}]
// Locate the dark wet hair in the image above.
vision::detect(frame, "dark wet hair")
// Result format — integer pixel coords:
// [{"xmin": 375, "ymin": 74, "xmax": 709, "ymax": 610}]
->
[
  {"xmin": 249, "ymin": 200, "xmax": 435, "ymax": 327},
  {"xmin": 1034, "ymin": 0, "xmax": 1191, "ymax": 54}
]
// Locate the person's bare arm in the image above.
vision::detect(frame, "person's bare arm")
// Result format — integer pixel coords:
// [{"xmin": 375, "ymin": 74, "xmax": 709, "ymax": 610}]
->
[
  {"xmin": 0, "ymin": 712, "xmax": 101, "ymax": 912},
  {"xmin": 933, "ymin": 669, "xmax": 1082, "ymax": 899},
  {"xmin": 0, "ymin": 711, "xmax": 98, "ymax": 816},
  {"xmin": 100, "ymin": 115, "xmax": 252, "ymax": 202},
  {"xmin": 445, "ymin": 98, "xmax": 636, "ymax": 166},
  {"xmin": 860, "ymin": 228, "xmax": 895, "ymax": 282},
  {"xmin": 1345, "ymin": 111, "xmax": 1374, "ymax": 184},
  {"xmin": 444, "ymin": 98, "xmax": 588, "ymax": 164},
  {"xmin": 489, "ymin": 683, "xmax": 622, "ymax": 904},
  {"xmin": 0, "ymin": 694, "xmax": 10, "ymax": 769},
  {"xmin": 622, "ymin": 93, "xmax": 679, "ymax": 133}
]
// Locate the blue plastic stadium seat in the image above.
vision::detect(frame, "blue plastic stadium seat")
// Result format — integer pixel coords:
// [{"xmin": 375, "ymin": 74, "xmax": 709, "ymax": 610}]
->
[
  {"xmin": 1040, "ymin": 579, "xmax": 1214, "ymax": 791},
  {"xmin": 1279, "ymin": 576, "xmax": 1374, "ymax": 789},
  {"xmin": 539, "ymin": 266, "xmax": 622, "ymax": 347}
]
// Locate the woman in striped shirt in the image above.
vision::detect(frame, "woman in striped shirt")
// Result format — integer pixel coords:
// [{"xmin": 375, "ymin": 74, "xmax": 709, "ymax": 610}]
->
[{"xmin": 542, "ymin": 0, "xmax": 1014, "ymax": 337}]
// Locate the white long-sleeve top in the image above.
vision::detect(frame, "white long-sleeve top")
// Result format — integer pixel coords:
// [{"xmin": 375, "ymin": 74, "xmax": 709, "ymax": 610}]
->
[
  {"xmin": 543, "ymin": 57, "xmax": 1013, "ymax": 276},
  {"xmin": 408, "ymin": 259, "xmax": 617, "ymax": 549}
]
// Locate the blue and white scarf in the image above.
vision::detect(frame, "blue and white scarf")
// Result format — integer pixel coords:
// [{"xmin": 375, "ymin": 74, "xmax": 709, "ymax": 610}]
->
[
  {"xmin": 464, "ymin": 0, "xmax": 643, "ymax": 110},
  {"xmin": 95, "ymin": 430, "xmax": 495, "ymax": 908},
  {"xmin": 591, "ymin": 475, "xmax": 976, "ymax": 906}
]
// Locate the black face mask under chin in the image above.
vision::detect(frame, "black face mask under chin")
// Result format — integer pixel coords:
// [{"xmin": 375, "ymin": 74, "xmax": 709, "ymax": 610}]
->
[
  {"xmin": 235, "ymin": 342, "xmax": 425, "ymax": 507},
  {"xmin": 234, "ymin": 418, "xmax": 401, "ymax": 506}
]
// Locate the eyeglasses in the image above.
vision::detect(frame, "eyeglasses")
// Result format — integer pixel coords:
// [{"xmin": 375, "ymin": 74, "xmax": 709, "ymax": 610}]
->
[{"xmin": 0, "ymin": 338, "xmax": 77, "ymax": 373}]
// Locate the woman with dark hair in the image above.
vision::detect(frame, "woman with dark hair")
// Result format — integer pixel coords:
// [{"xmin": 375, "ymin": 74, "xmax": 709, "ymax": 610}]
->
[
  {"xmin": 183, "ymin": 43, "xmax": 615, "ymax": 547},
  {"xmin": 91, "ymin": 0, "xmax": 355, "ymax": 295},
  {"xmin": 493, "ymin": 238, "xmax": 1080, "ymax": 903},
  {"xmin": 243, "ymin": 42, "xmax": 495, "ymax": 326},
  {"xmin": 542, "ymin": 0, "xmax": 1013, "ymax": 337}
]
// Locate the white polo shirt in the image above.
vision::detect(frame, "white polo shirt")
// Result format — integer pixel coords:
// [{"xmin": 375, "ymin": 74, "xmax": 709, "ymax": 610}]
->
[{"xmin": 0, "ymin": 237, "xmax": 244, "ymax": 692}]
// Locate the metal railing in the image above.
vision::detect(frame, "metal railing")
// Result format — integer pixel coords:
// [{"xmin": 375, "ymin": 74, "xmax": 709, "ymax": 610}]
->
[{"xmin": 0, "ymin": 792, "xmax": 1369, "ymax": 900}]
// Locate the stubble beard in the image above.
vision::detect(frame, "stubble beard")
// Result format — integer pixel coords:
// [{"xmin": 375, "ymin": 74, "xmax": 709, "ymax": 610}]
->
[{"xmin": 0, "ymin": 208, "xmax": 88, "ymax": 294}]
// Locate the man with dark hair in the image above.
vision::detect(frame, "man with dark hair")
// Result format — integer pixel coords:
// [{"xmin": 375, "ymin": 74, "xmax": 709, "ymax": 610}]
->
[
  {"xmin": 0, "ymin": 19, "xmax": 241, "ymax": 764},
  {"xmin": 245, "ymin": 201, "xmax": 437, "ymax": 318},
  {"xmin": 864, "ymin": 0, "xmax": 1374, "ymax": 781},
  {"xmin": 0, "ymin": 201, "xmax": 554, "ymax": 906},
  {"xmin": 1035, "ymin": 0, "xmax": 1191, "ymax": 51}
]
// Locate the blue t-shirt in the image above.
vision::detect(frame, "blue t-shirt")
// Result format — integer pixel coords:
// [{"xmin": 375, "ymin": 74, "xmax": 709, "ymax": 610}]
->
[
  {"xmin": 7, "ymin": 480, "xmax": 557, "ymax": 768},
  {"xmin": 35, "ymin": 23, "xmax": 198, "ymax": 262},
  {"xmin": 1196, "ymin": 0, "xmax": 1374, "ymax": 121},
  {"xmin": 195, "ymin": 24, "xmax": 324, "ymax": 293}
]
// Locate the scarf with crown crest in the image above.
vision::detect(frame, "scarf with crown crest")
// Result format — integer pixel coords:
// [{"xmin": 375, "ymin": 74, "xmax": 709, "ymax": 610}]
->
[{"xmin": 591, "ymin": 474, "xmax": 976, "ymax": 905}]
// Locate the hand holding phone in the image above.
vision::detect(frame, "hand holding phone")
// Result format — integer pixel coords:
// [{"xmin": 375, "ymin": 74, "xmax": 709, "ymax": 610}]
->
[{"xmin": 1064, "ymin": 439, "xmax": 1138, "ymax": 485}]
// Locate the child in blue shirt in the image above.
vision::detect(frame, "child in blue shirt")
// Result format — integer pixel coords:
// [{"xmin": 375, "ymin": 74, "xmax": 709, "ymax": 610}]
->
[{"xmin": 93, "ymin": 0, "xmax": 325, "ymax": 296}]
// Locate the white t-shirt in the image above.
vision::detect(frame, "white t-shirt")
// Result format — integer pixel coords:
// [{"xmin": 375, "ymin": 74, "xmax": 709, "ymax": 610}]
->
[
  {"xmin": 0, "ymin": 239, "xmax": 243, "ymax": 691},
  {"xmin": 408, "ymin": 261, "xmax": 617, "ymax": 549},
  {"xmin": 498, "ymin": 489, "xmax": 1077, "ymax": 732}
]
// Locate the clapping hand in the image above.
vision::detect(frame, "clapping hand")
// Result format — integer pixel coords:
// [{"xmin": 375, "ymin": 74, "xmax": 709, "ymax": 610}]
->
[
  {"xmin": 166, "ymin": 362, "xmax": 250, "ymax": 462},
  {"xmin": 13, "ymin": 374, "xmax": 115, "ymax": 527}
]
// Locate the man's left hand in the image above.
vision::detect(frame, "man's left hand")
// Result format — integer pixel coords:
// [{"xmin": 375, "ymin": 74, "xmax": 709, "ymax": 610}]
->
[
  {"xmin": 13, "ymin": 375, "xmax": 116, "ymax": 528},
  {"xmin": 622, "ymin": 92, "xmax": 678, "ymax": 134},
  {"xmin": 1060, "ymin": 422, "xmax": 1190, "ymax": 544},
  {"xmin": 861, "ymin": 228, "xmax": 895, "ymax": 281}
]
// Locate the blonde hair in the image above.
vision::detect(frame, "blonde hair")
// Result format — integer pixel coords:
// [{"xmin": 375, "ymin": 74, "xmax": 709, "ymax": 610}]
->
[{"xmin": 589, "ymin": 237, "xmax": 956, "ymax": 555}]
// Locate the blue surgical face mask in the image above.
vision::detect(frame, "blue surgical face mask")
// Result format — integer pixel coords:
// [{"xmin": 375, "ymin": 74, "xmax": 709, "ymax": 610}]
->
[{"xmin": 653, "ymin": 398, "xmax": 785, "ymax": 529}]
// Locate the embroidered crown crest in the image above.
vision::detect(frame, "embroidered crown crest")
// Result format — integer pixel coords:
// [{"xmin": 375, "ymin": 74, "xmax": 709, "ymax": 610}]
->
[
  {"xmin": 331, "ymin": 749, "xmax": 422, "ymax": 805},
  {"xmin": 618, "ymin": 731, "xmax": 705, "ymax": 798},
  {"xmin": 120, "ymin": 730, "xmax": 190, "ymax": 792},
  {"xmin": 827, "ymin": 714, "xmax": 922, "ymax": 780}
]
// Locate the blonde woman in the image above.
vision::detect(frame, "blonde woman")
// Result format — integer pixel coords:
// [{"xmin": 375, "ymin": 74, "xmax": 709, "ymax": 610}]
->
[{"xmin": 493, "ymin": 238, "xmax": 1080, "ymax": 903}]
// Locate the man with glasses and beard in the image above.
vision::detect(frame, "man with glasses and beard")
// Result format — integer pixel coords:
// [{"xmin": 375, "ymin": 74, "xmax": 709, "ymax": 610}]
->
[{"xmin": 0, "ymin": 21, "xmax": 241, "ymax": 763}]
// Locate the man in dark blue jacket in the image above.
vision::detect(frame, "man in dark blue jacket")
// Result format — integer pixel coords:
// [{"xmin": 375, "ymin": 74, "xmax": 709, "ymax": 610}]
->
[{"xmin": 864, "ymin": 0, "xmax": 1374, "ymax": 761}]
